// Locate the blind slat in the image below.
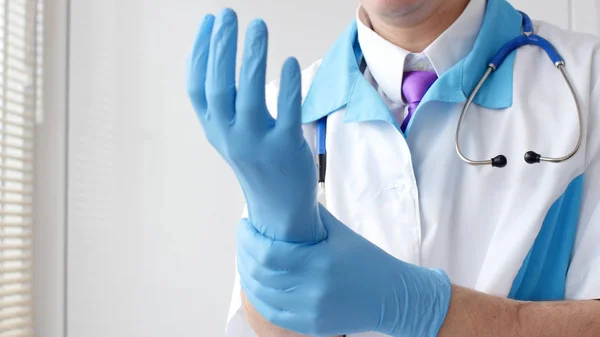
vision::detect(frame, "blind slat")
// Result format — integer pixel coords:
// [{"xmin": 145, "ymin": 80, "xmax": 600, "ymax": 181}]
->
[
  {"xmin": 0, "ymin": 318, "xmax": 31, "ymax": 332},
  {"xmin": 0, "ymin": 330, "xmax": 33, "ymax": 337},
  {"xmin": 0, "ymin": 42, "xmax": 34, "ymax": 60},
  {"xmin": 0, "ymin": 265, "xmax": 31, "ymax": 274},
  {"xmin": 0, "ymin": 254, "xmax": 31, "ymax": 263},
  {"xmin": 0, "ymin": 276, "xmax": 30, "ymax": 287},
  {"xmin": 0, "ymin": 70, "xmax": 35, "ymax": 86},
  {"xmin": 1, "ymin": 108, "xmax": 35, "ymax": 121},
  {"xmin": 0, "ymin": 165, "xmax": 32, "ymax": 174},
  {"xmin": 6, "ymin": 61, "xmax": 33, "ymax": 75},
  {"xmin": 6, "ymin": 34, "xmax": 36, "ymax": 51},
  {"xmin": 0, "ymin": 199, "xmax": 31, "ymax": 206},
  {"xmin": 2, "ymin": 96, "xmax": 34, "ymax": 109},
  {"xmin": 0, "ymin": 142, "xmax": 34, "ymax": 153},
  {"xmin": 0, "ymin": 244, "xmax": 31, "ymax": 251},
  {"xmin": 5, "ymin": 58, "xmax": 33, "ymax": 75},
  {"xmin": 0, "ymin": 232, "xmax": 32, "ymax": 239},
  {"xmin": 0, "ymin": 157, "xmax": 34, "ymax": 164},
  {"xmin": 0, "ymin": 223, "xmax": 31, "ymax": 229},
  {"xmin": 0, "ymin": 130, "xmax": 32, "ymax": 141},
  {"xmin": 0, "ymin": 308, "xmax": 30, "ymax": 321},
  {"xmin": 3, "ymin": 87, "xmax": 36, "ymax": 100},
  {"xmin": 0, "ymin": 176, "xmax": 32, "ymax": 184},
  {"xmin": 0, "ymin": 211, "xmax": 31, "ymax": 217},
  {"xmin": 0, "ymin": 187, "xmax": 31, "ymax": 195},
  {"xmin": 0, "ymin": 287, "xmax": 30, "ymax": 298},
  {"xmin": 0, "ymin": 298, "xmax": 31, "ymax": 310}
]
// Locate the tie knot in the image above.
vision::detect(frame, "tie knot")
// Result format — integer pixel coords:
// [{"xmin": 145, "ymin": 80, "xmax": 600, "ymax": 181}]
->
[{"xmin": 402, "ymin": 71, "xmax": 438, "ymax": 104}]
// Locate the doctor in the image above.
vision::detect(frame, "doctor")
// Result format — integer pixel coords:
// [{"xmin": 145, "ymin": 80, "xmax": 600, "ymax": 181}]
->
[{"xmin": 187, "ymin": 0, "xmax": 600, "ymax": 336}]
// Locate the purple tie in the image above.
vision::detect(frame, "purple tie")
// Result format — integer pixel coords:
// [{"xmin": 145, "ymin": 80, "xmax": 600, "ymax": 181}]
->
[{"xmin": 400, "ymin": 71, "xmax": 438, "ymax": 133}]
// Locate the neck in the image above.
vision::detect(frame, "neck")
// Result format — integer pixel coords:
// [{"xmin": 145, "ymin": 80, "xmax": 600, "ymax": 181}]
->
[{"xmin": 364, "ymin": 0, "xmax": 470, "ymax": 52}]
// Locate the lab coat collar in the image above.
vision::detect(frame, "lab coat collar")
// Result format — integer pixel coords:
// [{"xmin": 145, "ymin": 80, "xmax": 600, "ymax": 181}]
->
[
  {"xmin": 301, "ymin": 0, "xmax": 523, "ymax": 125},
  {"xmin": 355, "ymin": 0, "xmax": 486, "ymax": 104}
]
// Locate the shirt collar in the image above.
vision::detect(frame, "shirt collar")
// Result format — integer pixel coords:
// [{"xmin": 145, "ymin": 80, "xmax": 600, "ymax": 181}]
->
[
  {"xmin": 356, "ymin": 0, "xmax": 485, "ymax": 103},
  {"xmin": 356, "ymin": 7, "xmax": 409, "ymax": 103},
  {"xmin": 424, "ymin": 0, "xmax": 486, "ymax": 77},
  {"xmin": 301, "ymin": 0, "xmax": 523, "ymax": 125}
]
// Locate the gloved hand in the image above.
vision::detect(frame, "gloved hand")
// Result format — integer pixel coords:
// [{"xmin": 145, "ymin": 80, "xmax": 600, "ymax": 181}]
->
[
  {"xmin": 186, "ymin": 9, "xmax": 326, "ymax": 243},
  {"xmin": 237, "ymin": 204, "xmax": 453, "ymax": 337}
]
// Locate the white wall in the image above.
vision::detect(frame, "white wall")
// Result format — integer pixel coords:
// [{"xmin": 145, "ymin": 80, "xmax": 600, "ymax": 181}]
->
[{"xmin": 36, "ymin": 0, "xmax": 599, "ymax": 336}]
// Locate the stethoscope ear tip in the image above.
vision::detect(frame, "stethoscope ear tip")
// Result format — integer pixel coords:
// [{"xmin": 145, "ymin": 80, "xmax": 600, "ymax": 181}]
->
[
  {"xmin": 490, "ymin": 152, "xmax": 542, "ymax": 167},
  {"xmin": 524, "ymin": 151, "xmax": 542, "ymax": 164},
  {"xmin": 491, "ymin": 155, "xmax": 508, "ymax": 168}
]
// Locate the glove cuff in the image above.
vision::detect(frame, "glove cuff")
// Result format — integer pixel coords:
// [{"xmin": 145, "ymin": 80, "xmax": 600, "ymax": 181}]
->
[{"xmin": 383, "ymin": 265, "xmax": 452, "ymax": 337}]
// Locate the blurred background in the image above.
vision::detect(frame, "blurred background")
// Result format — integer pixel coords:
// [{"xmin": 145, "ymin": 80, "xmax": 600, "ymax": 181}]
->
[{"xmin": 20, "ymin": 0, "xmax": 599, "ymax": 336}]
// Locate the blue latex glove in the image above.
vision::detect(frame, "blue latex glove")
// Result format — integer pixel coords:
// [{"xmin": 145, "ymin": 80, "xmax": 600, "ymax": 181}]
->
[
  {"xmin": 186, "ymin": 9, "xmax": 326, "ymax": 243},
  {"xmin": 237, "ymin": 204, "xmax": 453, "ymax": 337}
]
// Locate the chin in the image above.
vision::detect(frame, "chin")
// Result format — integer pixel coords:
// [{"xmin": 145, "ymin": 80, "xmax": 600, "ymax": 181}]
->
[{"xmin": 364, "ymin": 0, "xmax": 427, "ymax": 17}]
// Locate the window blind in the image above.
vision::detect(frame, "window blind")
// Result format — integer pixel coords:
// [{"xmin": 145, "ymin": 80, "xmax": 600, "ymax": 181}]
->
[{"xmin": 0, "ymin": 0, "xmax": 41, "ymax": 336}]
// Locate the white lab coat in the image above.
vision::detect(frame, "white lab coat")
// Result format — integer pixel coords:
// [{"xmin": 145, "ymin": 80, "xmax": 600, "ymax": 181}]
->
[{"xmin": 225, "ymin": 0, "xmax": 600, "ymax": 336}]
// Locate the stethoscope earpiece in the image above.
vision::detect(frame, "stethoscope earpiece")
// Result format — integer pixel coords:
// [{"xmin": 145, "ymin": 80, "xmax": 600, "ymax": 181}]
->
[
  {"xmin": 524, "ymin": 151, "xmax": 542, "ymax": 164},
  {"xmin": 491, "ymin": 155, "xmax": 508, "ymax": 168},
  {"xmin": 489, "ymin": 152, "xmax": 543, "ymax": 168}
]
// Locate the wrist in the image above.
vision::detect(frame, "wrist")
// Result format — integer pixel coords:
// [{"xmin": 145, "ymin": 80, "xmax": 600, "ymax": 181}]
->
[
  {"xmin": 436, "ymin": 286, "xmax": 521, "ymax": 337},
  {"xmin": 247, "ymin": 203, "xmax": 325, "ymax": 242},
  {"xmin": 381, "ymin": 262, "xmax": 453, "ymax": 337}
]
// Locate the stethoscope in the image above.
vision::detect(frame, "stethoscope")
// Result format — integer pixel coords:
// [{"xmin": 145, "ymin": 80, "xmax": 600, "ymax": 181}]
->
[{"xmin": 316, "ymin": 11, "xmax": 583, "ymax": 190}]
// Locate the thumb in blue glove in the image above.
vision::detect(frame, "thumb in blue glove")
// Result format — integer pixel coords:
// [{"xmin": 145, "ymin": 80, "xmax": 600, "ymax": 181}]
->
[
  {"xmin": 237, "ymin": 204, "xmax": 452, "ymax": 337},
  {"xmin": 186, "ymin": 9, "xmax": 326, "ymax": 243}
]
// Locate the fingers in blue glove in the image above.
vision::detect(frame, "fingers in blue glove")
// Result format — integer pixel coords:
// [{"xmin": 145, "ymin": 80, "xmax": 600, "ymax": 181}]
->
[
  {"xmin": 187, "ymin": 10, "xmax": 325, "ymax": 245},
  {"xmin": 236, "ymin": 218, "xmax": 332, "ymax": 335},
  {"xmin": 236, "ymin": 19, "xmax": 274, "ymax": 130},
  {"xmin": 240, "ymin": 278, "xmax": 300, "ymax": 329},
  {"xmin": 236, "ymin": 219, "xmax": 306, "ymax": 288},
  {"xmin": 206, "ymin": 8, "xmax": 238, "ymax": 124},
  {"xmin": 186, "ymin": 14, "xmax": 215, "ymax": 116},
  {"xmin": 239, "ymin": 258, "xmax": 323, "ymax": 336},
  {"xmin": 275, "ymin": 57, "xmax": 303, "ymax": 136}
]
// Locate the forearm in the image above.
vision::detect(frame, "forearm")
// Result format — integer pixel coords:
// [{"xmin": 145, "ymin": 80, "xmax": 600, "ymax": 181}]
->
[
  {"xmin": 241, "ymin": 290, "xmax": 343, "ymax": 337},
  {"xmin": 439, "ymin": 285, "xmax": 600, "ymax": 337}
]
